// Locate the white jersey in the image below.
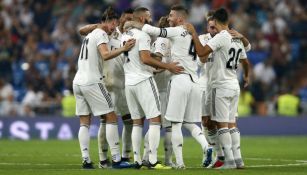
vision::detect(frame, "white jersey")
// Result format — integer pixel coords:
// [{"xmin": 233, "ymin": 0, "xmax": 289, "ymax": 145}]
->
[
  {"xmin": 153, "ymin": 37, "xmax": 171, "ymax": 92},
  {"xmin": 104, "ymin": 27, "xmax": 126, "ymax": 89},
  {"xmin": 121, "ymin": 28, "xmax": 153, "ymax": 86},
  {"xmin": 142, "ymin": 24, "xmax": 199, "ymax": 83},
  {"xmin": 73, "ymin": 28, "xmax": 109, "ymax": 86},
  {"xmin": 197, "ymin": 33, "xmax": 213, "ymax": 89},
  {"xmin": 207, "ymin": 30, "xmax": 243, "ymax": 90}
]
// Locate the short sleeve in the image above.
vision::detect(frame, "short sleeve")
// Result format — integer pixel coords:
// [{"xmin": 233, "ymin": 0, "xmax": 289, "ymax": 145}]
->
[
  {"xmin": 138, "ymin": 32, "xmax": 151, "ymax": 51},
  {"xmin": 239, "ymin": 47, "xmax": 247, "ymax": 60},
  {"xmin": 206, "ymin": 33, "xmax": 223, "ymax": 52},
  {"xmin": 95, "ymin": 29, "xmax": 109, "ymax": 46},
  {"xmin": 154, "ymin": 38, "xmax": 168, "ymax": 56}
]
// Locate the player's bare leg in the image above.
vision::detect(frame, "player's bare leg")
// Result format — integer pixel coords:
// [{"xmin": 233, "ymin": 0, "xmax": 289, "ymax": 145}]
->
[{"xmin": 79, "ymin": 115, "xmax": 94, "ymax": 169}]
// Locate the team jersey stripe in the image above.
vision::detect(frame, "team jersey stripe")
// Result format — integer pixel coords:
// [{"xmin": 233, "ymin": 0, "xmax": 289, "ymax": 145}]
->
[
  {"xmin": 212, "ymin": 88, "xmax": 216, "ymax": 117},
  {"xmin": 98, "ymin": 83, "xmax": 113, "ymax": 108},
  {"xmin": 149, "ymin": 77, "xmax": 160, "ymax": 111},
  {"xmin": 166, "ymin": 80, "xmax": 172, "ymax": 109}
]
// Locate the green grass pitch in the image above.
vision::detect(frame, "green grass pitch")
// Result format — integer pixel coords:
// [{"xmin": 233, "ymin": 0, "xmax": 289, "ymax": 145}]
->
[{"xmin": 0, "ymin": 136, "xmax": 307, "ymax": 175}]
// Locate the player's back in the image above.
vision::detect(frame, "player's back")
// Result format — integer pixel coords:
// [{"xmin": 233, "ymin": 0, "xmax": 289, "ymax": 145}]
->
[
  {"xmin": 73, "ymin": 28, "xmax": 109, "ymax": 86},
  {"xmin": 121, "ymin": 28, "xmax": 153, "ymax": 86},
  {"xmin": 208, "ymin": 30, "xmax": 239, "ymax": 90},
  {"xmin": 168, "ymin": 26, "xmax": 198, "ymax": 82},
  {"xmin": 104, "ymin": 27, "xmax": 125, "ymax": 89}
]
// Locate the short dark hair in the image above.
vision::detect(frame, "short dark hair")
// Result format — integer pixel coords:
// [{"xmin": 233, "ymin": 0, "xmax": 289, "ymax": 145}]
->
[
  {"xmin": 158, "ymin": 16, "xmax": 169, "ymax": 28},
  {"xmin": 133, "ymin": 7, "xmax": 149, "ymax": 14},
  {"xmin": 212, "ymin": 8, "xmax": 228, "ymax": 24},
  {"xmin": 101, "ymin": 6, "xmax": 119, "ymax": 22},
  {"xmin": 207, "ymin": 10, "xmax": 215, "ymax": 21},
  {"xmin": 170, "ymin": 4, "xmax": 189, "ymax": 16}
]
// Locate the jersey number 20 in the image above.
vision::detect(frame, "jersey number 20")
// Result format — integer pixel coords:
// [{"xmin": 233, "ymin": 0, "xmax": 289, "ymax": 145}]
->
[{"xmin": 226, "ymin": 48, "xmax": 242, "ymax": 69}]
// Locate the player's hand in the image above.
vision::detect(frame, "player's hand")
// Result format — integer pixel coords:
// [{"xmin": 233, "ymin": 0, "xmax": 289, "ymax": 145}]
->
[
  {"xmin": 184, "ymin": 23, "xmax": 196, "ymax": 35},
  {"xmin": 167, "ymin": 62, "xmax": 184, "ymax": 74},
  {"xmin": 229, "ymin": 29, "xmax": 244, "ymax": 39},
  {"xmin": 243, "ymin": 76, "xmax": 249, "ymax": 88},
  {"xmin": 123, "ymin": 39, "xmax": 136, "ymax": 51}
]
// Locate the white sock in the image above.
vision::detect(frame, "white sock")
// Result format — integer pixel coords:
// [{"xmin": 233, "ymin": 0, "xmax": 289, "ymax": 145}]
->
[
  {"xmin": 122, "ymin": 120, "xmax": 133, "ymax": 159},
  {"xmin": 172, "ymin": 122, "xmax": 184, "ymax": 166},
  {"xmin": 78, "ymin": 124, "xmax": 91, "ymax": 163},
  {"xmin": 148, "ymin": 123, "xmax": 161, "ymax": 164},
  {"xmin": 208, "ymin": 129, "xmax": 224, "ymax": 159},
  {"xmin": 164, "ymin": 127, "xmax": 173, "ymax": 164},
  {"xmin": 132, "ymin": 124, "xmax": 143, "ymax": 164},
  {"xmin": 218, "ymin": 128, "xmax": 235, "ymax": 165},
  {"xmin": 230, "ymin": 127, "xmax": 244, "ymax": 166},
  {"xmin": 98, "ymin": 120, "xmax": 108, "ymax": 161},
  {"xmin": 142, "ymin": 131, "xmax": 149, "ymax": 162},
  {"xmin": 106, "ymin": 123, "xmax": 121, "ymax": 162},
  {"xmin": 183, "ymin": 123, "xmax": 208, "ymax": 152}
]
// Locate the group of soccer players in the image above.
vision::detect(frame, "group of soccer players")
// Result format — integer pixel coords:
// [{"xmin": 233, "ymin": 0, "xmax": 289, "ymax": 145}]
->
[{"xmin": 72, "ymin": 4, "xmax": 250, "ymax": 170}]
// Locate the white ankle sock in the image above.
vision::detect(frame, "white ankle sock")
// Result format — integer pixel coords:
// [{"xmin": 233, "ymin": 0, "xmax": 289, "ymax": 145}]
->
[
  {"xmin": 132, "ymin": 124, "xmax": 143, "ymax": 164},
  {"xmin": 172, "ymin": 122, "xmax": 184, "ymax": 166},
  {"xmin": 164, "ymin": 127, "xmax": 173, "ymax": 164},
  {"xmin": 106, "ymin": 123, "xmax": 121, "ymax": 162},
  {"xmin": 78, "ymin": 124, "xmax": 91, "ymax": 163},
  {"xmin": 98, "ymin": 120, "xmax": 108, "ymax": 161},
  {"xmin": 230, "ymin": 127, "xmax": 243, "ymax": 165},
  {"xmin": 122, "ymin": 120, "xmax": 133, "ymax": 159},
  {"xmin": 142, "ymin": 131, "xmax": 149, "ymax": 162},
  {"xmin": 148, "ymin": 123, "xmax": 161, "ymax": 164},
  {"xmin": 183, "ymin": 123, "xmax": 208, "ymax": 153},
  {"xmin": 218, "ymin": 128, "xmax": 235, "ymax": 165}
]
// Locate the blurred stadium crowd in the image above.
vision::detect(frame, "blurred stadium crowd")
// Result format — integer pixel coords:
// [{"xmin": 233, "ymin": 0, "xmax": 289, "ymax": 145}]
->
[{"xmin": 0, "ymin": 0, "xmax": 307, "ymax": 117}]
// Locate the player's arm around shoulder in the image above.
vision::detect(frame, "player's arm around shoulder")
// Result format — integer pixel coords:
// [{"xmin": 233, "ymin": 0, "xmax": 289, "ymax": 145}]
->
[{"xmin": 98, "ymin": 39, "xmax": 136, "ymax": 61}]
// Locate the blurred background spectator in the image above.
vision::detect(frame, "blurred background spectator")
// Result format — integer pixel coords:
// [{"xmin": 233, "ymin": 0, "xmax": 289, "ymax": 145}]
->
[{"xmin": 0, "ymin": 0, "xmax": 306, "ymax": 117}]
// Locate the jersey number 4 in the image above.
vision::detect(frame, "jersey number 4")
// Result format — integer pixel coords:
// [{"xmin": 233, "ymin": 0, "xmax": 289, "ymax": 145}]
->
[
  {"xmin": 80, "ymin": 38, "xmax": 89, "ymax": 60},
  {"xmin": 123, "ymin": 41, "xmax": 130, "ymax": 62},
  {"xmin": 226, "ymin": 48, "xmax": 242, "ymax": 69},
  {"xmin": 189, "ymin": 40, "xmax": 197, "ymax": 61}
]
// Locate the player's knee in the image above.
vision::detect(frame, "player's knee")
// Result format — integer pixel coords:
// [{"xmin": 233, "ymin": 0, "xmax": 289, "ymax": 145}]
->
[
  {"xmin": 149, "ymin": 116, "xmax": 161, "ymax": 123},
  {"xmin": 105, "ymin": 112, "xmax": 118, "ymax": 123},
  {"xmin": 79, "ymin": 115, "xmax": 91, "ymax": 125}
]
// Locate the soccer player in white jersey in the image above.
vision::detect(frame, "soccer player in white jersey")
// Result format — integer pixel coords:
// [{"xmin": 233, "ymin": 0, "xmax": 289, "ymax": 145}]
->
[
  {"xmin": 142, "ymin": 16, "xmax": 174, "ymax": 167},
  {"xmin": 186, "ymin": 8, "xmax": 241, "ymax": 169},
  {"xmin": 125, "ymin": 5, "xmax": 209, "ymax": 169},
  {"xmin": 79, "ymin": 9, "xmax": 135, "ymax": 167},
  {"xmin": 73, "ymin": 7, "xmax": 136, "ymax": 169},
  {"xmin": 121, "ymin": 7, "xmax": 183, "ymax": 169}
]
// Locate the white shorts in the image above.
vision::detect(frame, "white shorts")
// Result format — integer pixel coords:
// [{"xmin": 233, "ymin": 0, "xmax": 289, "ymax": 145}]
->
[
  {"xmin": 211, "ymin": 87, "xmax": 240, "ymax": 123},
  {"xmin": 125, "ymin": 77, "xmax": 161, "ymax": 120},
  {"xmin": 200, "ymin": 87, "xmax": 210, "ymax": 117},
  {"xmin": 109, "ymin": 87, "xmax": 130, "ymax": 117},
  {"xmin": 165, "ymin": 74, "xmax": 202, "ymax": 123},
  {"xmin": 160, "ymin": 91, "xmax": 171, "ymax": 128},
  {"xmin": 73, "ymin": 83, "xmax": 114, "ymax": 116}
]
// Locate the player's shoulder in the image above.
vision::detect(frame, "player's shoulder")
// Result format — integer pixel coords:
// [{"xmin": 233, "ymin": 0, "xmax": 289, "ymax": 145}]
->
[
  {"xmin": 199, "ymin": 33, "xmax": 212, "ymax": 41},
  {"xmin": 231, "ymin": 38, "xmax": 244, "ymax": 48}
]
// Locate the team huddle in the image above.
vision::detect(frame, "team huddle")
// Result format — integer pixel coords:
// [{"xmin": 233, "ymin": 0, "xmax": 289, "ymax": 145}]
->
[{"xmin": 73, "ymin": 5, "xmax": 250, "ymax": 170}]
